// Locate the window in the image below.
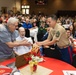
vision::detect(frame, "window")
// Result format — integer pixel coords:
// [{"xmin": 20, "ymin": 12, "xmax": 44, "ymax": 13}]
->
[
  {"xmin": 21, "ymin": 5, "xmax": 30, "ymax": 14},
  {"xmin": 22, "ymin": 9, "xmax": 25, "ymax": 14},
  {"xmin": 26, "ymin": 9, "xmax": 29, "ymax": 14}
]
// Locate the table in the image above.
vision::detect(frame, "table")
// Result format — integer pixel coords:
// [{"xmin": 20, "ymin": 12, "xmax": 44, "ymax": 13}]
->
[
  {"xmin": 0, "ymin": 57, "xmax": 76, "ymax": 75},
  {"xmin": 39, "ymin": 57, "xmax": 76, "ymax": 75}
]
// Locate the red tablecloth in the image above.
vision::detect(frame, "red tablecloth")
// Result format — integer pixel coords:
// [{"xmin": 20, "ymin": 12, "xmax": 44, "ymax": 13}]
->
[
  {"xmin": 0, "ymin": 57, "xmax": 76, "ymax": 75},
  {"xmin": 39, "ymin": 57, "xmax": 76, "ymax": 75},
  {"xmin": 0, "ymin": 58, "xmax": 15, "ymax": 66}
]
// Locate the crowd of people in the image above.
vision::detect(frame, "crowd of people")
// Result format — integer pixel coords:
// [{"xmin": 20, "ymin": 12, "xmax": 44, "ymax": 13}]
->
[
  {"xmin": 0, "ymin": 13, "xmax": 76, "ymax": 67},
  {"xmin": 0, "ymin": 14, "xmax": 76, "ymax": 39}
]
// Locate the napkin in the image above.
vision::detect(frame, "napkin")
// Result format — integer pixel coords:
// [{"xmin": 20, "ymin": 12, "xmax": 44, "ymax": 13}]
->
[
  {"xmin": 63, "ymin": 70, "xmax": 76, "ymax": 75},
  {"xmin": 20, "ymin": 65, "xmax": 53, "ymax": 75}
]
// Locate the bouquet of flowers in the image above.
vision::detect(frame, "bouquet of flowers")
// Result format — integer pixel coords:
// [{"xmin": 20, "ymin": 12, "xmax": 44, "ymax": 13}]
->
[{"xmin": 24, "ymin": 45, "xmax": 43, "ymax": 73}]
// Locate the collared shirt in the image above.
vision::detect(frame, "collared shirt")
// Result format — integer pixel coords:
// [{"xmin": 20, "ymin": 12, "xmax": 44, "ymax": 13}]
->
[
  {"xmin": 13, "ymin": 36, "xmax": 33, "ymax": 55},
  {"xmin": 0, "ymin": 25, "xmax": 19, "ymax": 59},
  {"xmin": 48, "ymin": 24, "xmax": 70, "ymax": 47}
]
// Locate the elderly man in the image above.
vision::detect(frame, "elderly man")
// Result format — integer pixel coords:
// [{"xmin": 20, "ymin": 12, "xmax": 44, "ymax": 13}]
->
[
  {"xmin": 13, "ymin": 27, "xmax": 33, "ymax": 55},
  {"xmin": 0, "ymin": 17, "xmax": 31, "ymax": 62}
]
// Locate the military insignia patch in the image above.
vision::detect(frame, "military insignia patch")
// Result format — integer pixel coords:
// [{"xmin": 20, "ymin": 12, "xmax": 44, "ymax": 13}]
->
[{"xmin": 56, "ymin": 31, "xmax": 60, "ymax": 37}]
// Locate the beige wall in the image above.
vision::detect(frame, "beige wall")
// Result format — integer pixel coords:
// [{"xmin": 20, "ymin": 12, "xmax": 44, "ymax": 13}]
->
[
  {"xmin": 0, "ymin": 0, "xmax": 76, "ymax": 15},
  {"xmin": 0, "ymin": 0, "xmax": 21, "ymax": 12},
  {"xmin": 16, "ymin": 0, "xmax": 21, "ymax": 11},
  {"xmin": 21, "ymin": 0, "xmax": 76, "ymax": 15}
]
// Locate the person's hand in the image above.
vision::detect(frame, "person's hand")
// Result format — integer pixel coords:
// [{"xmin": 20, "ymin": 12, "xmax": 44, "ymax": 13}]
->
[
  {"xmin": 33, "ymin": 43, "xmax": 39, "ymax": 48},
  {"xmin": 22, "ymin": 39, "xmax": 28, "ymax": 42},
  {"xmin": 31, "ymin": 43, "xmax": 39, "ymax": 53},
  {"xmin": 21, "ymin": 39, "xmax": 31, "ymax": 46},
  {"xmin": 36, "ymin": 42, "xmax": 42, "ymax": 46}
]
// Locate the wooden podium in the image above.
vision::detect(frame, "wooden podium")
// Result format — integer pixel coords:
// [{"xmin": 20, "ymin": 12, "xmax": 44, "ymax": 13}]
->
[
  {"xmin": 15, "ymin": 45, "xmax": 40, "ymax": 68},
  {"xmin": 15, "ymin": 52, "xmax": 30, "ymax": 68}
]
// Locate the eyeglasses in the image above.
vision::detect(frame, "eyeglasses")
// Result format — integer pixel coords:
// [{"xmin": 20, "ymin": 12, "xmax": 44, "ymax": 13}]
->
[{"xmin": 12, "ymin": 23, "xmax": 18, "ymax": 28}]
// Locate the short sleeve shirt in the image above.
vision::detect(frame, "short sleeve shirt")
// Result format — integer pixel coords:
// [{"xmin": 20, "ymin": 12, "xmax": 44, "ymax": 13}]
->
[
  {"xmin": 48, "ymin": 24, "xmax": 70, "ymax": 47},
  {"xmin": 47, "ymin": 28, "xmax": 54, "ymax": 41},
  {"xmin": 0, "ymin": 25, "xmax": 19, "ymax": 59}
]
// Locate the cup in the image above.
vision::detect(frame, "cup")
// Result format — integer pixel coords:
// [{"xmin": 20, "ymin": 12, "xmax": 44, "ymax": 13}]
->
[{"xmin": 29, "ymin": 60, "xmax": 38, "ymax": 74}]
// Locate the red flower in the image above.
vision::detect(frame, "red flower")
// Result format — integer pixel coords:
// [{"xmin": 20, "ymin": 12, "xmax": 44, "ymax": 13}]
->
[
  {"xmin": 28, "ymin": 57, "xmax": 32, "ymax": 61},
  {"xmin": 33, "ymin": 64, "xmax": 37, "ymax": 72},
  {"xmin": 31, "ymin": 52, "xmax": 37, "ymax": 56}
]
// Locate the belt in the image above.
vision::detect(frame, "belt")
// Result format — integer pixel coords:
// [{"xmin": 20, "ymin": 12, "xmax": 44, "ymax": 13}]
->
[
  {"xmin": 58, "ymin": 45, "xmax": 70, "ymax": 49},
  {"xmin": 50, "ymin": 47, "xmax": 55, "ymax": 50},
  {"xmin": 44, "ymin": 46, "xmax": 55, "ymax": 50}
]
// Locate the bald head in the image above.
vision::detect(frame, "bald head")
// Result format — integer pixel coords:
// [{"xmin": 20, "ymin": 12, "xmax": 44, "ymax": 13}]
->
[
  {"xmin": 19, "ymin": 27, "xmax": 25, "ymax": 31},
  {"xmin": 18, "ymin": 27, "xmax": 25, "ymax": 38}
]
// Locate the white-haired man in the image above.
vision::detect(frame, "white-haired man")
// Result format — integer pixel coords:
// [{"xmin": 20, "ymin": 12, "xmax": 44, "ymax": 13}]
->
[
  {"xmin": 0, "ymin": 17, "xmax": 31, "ymax": 62},
  {"xmin": 13, "ymin": 27, "xmax": 33, "ymax": 55}
]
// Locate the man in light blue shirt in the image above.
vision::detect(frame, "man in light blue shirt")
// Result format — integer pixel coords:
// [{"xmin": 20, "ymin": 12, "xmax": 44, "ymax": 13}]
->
[{"xmin": 0, "ymin": 17, "xmax": 32, "ymax": 62}]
